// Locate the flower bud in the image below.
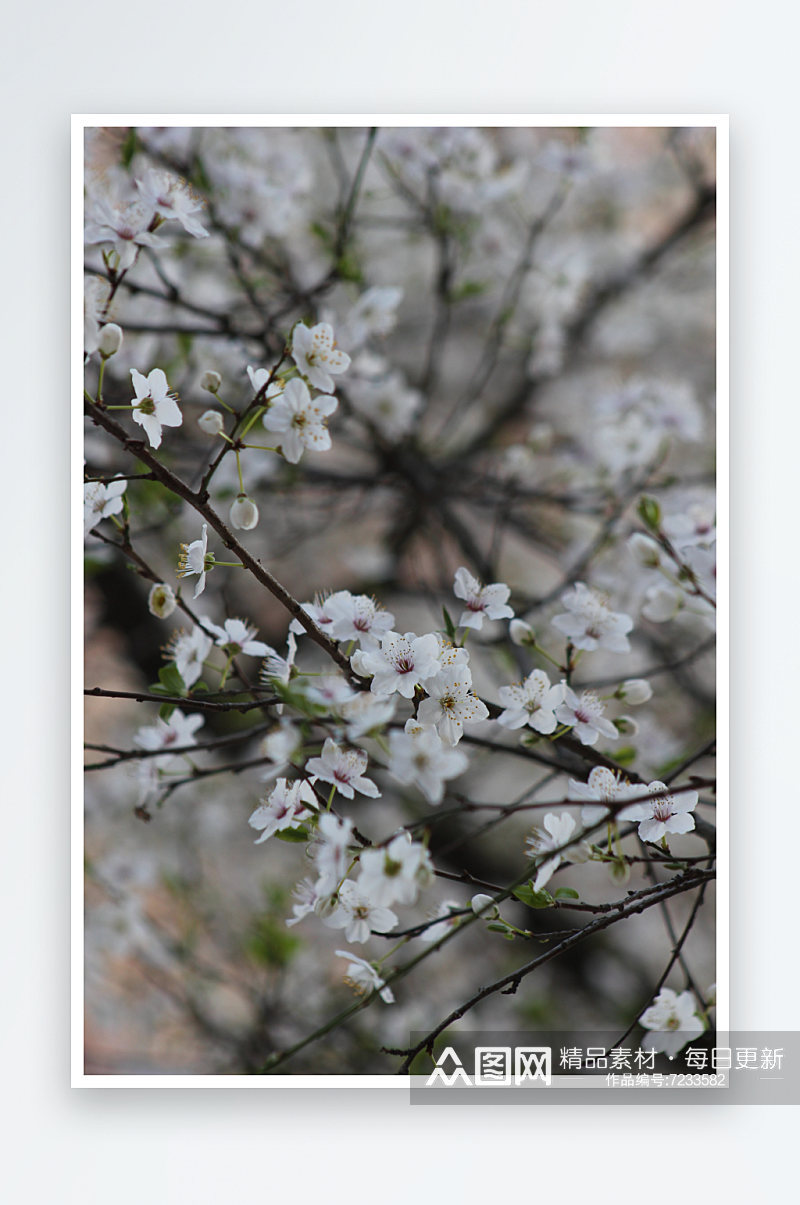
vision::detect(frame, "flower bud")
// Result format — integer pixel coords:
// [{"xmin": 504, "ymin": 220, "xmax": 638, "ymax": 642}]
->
[
  {"xmin": 201, "ymin": 370, "xmax": 222, "ymax": 393},
  {"xmin": 642, "ymin": 584, "xmax": 682, "ymax": 623},
  {"xmin": 148, "ymin": 582, "xmax": 177, "ymax": 619},
  {"xmin": 628, "ymin": 532, "xmax": 662, "ymax": 567},
  {"xmin": 198, "ymin": 409, "xmax": 225, "ymax": 436},
  {"xmin": 509, "ymin": 619, "xmax": 536, "ymax": 647},
  {"xmin": 613, "ymin": 715, "xmax": 639, "ymax": 736},
  {"xmin": 314, "ymin": 894, "xmax": 339, "ymax": 920},
  {"xmin": 471, "ymin": 893, "xmax": 499, "ymax": 919},
  {"xmin": 230, "ymin": 494, "xmax": 259, "ymax": 530},
  {"xmin": 350, "ymin": 649, "xmax": 372, "ymax": 677},
  {"xmin": 617, "ymin": 678, "xmax": 653, "ymax": 705},
  {"xmin": 637, "ymin": 495, "xmax": 662, "ymax": 531},
  {"xmin": 98, "ymin": 323, "xmax": 123, "ymax": 358}
]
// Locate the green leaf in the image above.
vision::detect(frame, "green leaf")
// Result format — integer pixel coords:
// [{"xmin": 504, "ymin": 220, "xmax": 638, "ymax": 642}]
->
[
  {"xmin": 275, "ymin": 826, "xmax": 311, "ymax": 844},
  {"xmin": 442, "ymin": 606, "xmax": 457, "ymax": 641},
  {"xmin": 513, "ymin": 883, "xmax": 554, "ymax": 909},
  {"xmin": 553, "ymin": 887, "xmax": 580, "ymax": 900},
  {"xmin": 613, "ymin": 746, "xmax": 637, "ymax": 767},
  {"xmin": 637, "ymin": 495, "xmax": 662, "ymax": 531},
  {"xmin": 158, "ymin": 702, "xmax": 177, "ymax": 721},
  {"xmin": 448, "ymin": 279, "xmax": 489, "ymax": 304},
  {"xmin": 158, "ymin": 664, "xmax": 186, "ymax": 695},
  {"xmin": 486, "ymin": 922, "xmax": 511, "ymax": 934},
  {"xmin": 120, "ymin": 127, "xmax": 138, "ymax": 168}
]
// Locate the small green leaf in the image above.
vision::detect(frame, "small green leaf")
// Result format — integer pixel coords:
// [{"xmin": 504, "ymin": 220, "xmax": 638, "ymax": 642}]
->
[
  {"xmin": 486, "ymin": 922, "xmax": 510, "ymax": 934},
  {"xmin": 637, "ymin": 495, "xmax": 662, "ymax": 531},
  {"xmin": 513, "ymin": 883, "xmax": 554, "ymax": 909},
  {"xmin": 613, "ymin": 746, "xmax": 637, "ymax": 766},
  {"xmin": 120, "ymin": 127, "xmax": 138, "ymax": 168},
  {"xmin": 158, "ymin": 664, "xmax": 187, "ymax": 695},
  {"xmin": 275, "ymin": 826, "xmax": 311, "ymax": 844},
  {"xmin": 553, "ymin": 887, "xmax": 580, "ymax": 900},
  {"xmin": 158, "ymin": 702, "xmax": 177, "ymax": 721},
  {"xmin": 442, "ymin": 606, "xmax": 457, "ymax": 641}
]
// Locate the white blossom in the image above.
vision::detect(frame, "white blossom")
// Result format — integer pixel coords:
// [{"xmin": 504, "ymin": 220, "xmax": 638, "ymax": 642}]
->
[
  {"xmin": 639, "ymin": 988, "xmax": 704, "ymax": 1058},
  {"xmin": 147, "ymin": 583, "xmax": 176, "ymax": 619},
  {"xmin": 628, "ymin": 532, "xmax": 663, "ymax": 568},
  {"xmin": 663, "ymin": 503, "xmax": 716, "ymax": 550},
  {"xmin": 339, "ymin": 691, "xmax": 397, "ymax": 741},
  {"xmin": 625, "ymin": 781, "xmax": 699, "ymax": 844},
  {"xmin": 357, "ymin": 831, "xmax": 434, "ymax": 907},
  {"xmin": 130, "ymin": 368, "xmax": 182, "ymax": 449},
  {"xmin": 260, "ymin": 633, "xmax": 298, "ymax": 687},
  {"xmin": 164, "ymin": 623, "xmax": 213, "ymax": 688},
  {"xmin": 337, "ymin": 287, "xmax": 404, "ymax": 350},
  {"xmin": 247, "ymin": 364, "xmax": 284, "ymax": 401},
  {"xmin": 325, "ymin": 592, "xmax": 395, "ymax": 650},
  {"xmin": 201, "ymin": 370, "xmax": 222, "ymax": 393},
  {"xmin": 568, "ymin": 766, "xmax": 643, "ymax": 827},
  {"xmin": 98, "ymin": 323, "xmax": 123, "ymax": 358},
  {"xmin": 642, "ymin": 583, "xmax": 683, "ymax": 623},
  {"xmin": 323, "ymin": 880, "xmax": 397, "ymax": 944},
  {"xmin": 289, "ymin": 591, "xmax": 350, "ymax": 639},
  {"xmin": 509, "ymin": 619, "xmax": 536, "ymax": 647},
  {"xmin": 453, "ymin": 567, "xmax": 514, "ymax": 630},
  {"xmin": 84, "ymin": 275, "xmax": 110, "ymax": 354},
  {"xmin": 617, "ymin": 678, "xmax": 653, "ymax": 705},
  {"xmin": 258, "ymin": 720, "xmax": 302, "ymax": 781},
  {"xmin": 285, "ymin": 878, "xmax": 320, "ymax": 927},
  {"xmin": 305, "ymin": 738, "xmax": 380, "ymax": 800},
  {"xmin": 496, "ymin": 669, "xmax": 562, "ymax": 735},
  {"xmin": 525, "ymin": 812, "xmax": 589, "ymax": 892},
  {"xmin": 84, "ymin": 196, "xmax": 163, "ymax": 270},
  {"xmin": 555, "ymin": 686, "xmax": 618, "ymax": 746},
  {"xmin": 290, "ymin": 322, "xmax": 351, "ymax": 393},
  {"xmin": 358, "ymin": 631, "xmax": 441, "ymax": 699},
  {"xmin": 176, "ymin": 523, "xmax": 210, "ymax": 598},
  {"xmin": 206, "ymin": 617, "xmax": 270, "ymax": 658},
  {"xmin": 419, "ymin": 900, "xmax": 463, "ymax": 942},
  {"xmin": 347, "ymin": 360, "xmax": 422, "ymax": 441},
  {"xmin": 417, "ymin": 666, "xmax": 489, "ymax": 745},
  {"xmin": 470, "ymin": 894, "xmax": 500, "ymax": 919},
  {"xmin": 313, "ymin": 813, "xmax": 356, "ymax": 894},
  {"xmin": 84, "ymin": 479, "xmax": 126, "ymax": 535},
  {"xmin": 262, "ymin": 377, "xmax": 338, "ymax": 463},
  {"xmin": 135, "ymin": 169, "xmax": 208, "ymax": 238},
  {"xmin": 388, "ymin": 724, "xmax": 469, "ymax": 805},
  {"xmin": 248, "ymin": 778, "xmax": 315, "ymax": 844},
  {"xmin": 336, "ymin": 950, "xmax": 395, "ymax": 1003},
  {"xmin": 551, "ymin": 582, "xmax": 633, "ymax": 653},
  {"xmin": 133, "ymin": 709, "xmax": 204, "ymax": 769}
]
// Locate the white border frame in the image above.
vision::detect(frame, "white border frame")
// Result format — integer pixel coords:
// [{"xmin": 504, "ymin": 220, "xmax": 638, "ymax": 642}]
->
[{"xmin": 73, "ymin": 113, "xmax": 728, "ymax": 1089}]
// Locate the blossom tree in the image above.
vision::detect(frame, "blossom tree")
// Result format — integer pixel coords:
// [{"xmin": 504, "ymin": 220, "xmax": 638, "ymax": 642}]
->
[{"xmin": 83, "ymin": 124, "xmax": 716, "ymax": 1075}]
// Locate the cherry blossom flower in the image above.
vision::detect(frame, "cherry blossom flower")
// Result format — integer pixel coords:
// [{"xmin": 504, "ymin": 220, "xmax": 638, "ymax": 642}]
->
[
  {"xmin": 628, "ymin": 532, "xmax": 663, "ymax": 568},
  {"xmin": 358, "ymin": 631, "xmax": 441, "ymax": 698},
  {"xmin": 567, "ymin": 766, "xmax": 643, "ymax": 827},
  {"xmin": 201, "ymin": 371, "xmax": 222, "ymax": 394},
  {"xmin": 323, "ymin": 880, "xmax": 398, "ymax": 944},
  {"xmin": 205, "ymin": 617, "xmax": 270, "ymax": 658},
  {"xmin": 290, "ymin": 322, "xmax": 351, "ymax": 393},
  {"xmin": 285, "ymin": 878, "xmax": 320, "ymax": 927},
  {"xmin": 509, "ymin": 619, "xmax": 536, "ymax": 648},
  {"xmin": 147, "ymin": 583, "xmax": 176, "ymax": 619},
  {"xmin": 551, "ymin": 582, "xmax": 633, "ymax": 653},
  {"xmin": 305, "ymin": 738, "xmax": 380, "ymax": 800},
  {"xmin": 419, "ymin": 900, "xmax": 463, "ymax": 942},
  {"xmin": 83, "ymin": 479, "xmax": 126, "ymax": 535},
  {"xmin": 357, "ymin": 831, "xmax": 434, "ymax": 907},
  {"xmin": 135, "ymin": 169, "xmax": 209, "ymax": 238},
  {"xmin": 339, "ymin": 691, "xmax": 397, "ymax": 741},
  {"xmin": 177, "ymin": 523, "xmax": 210, "ymax": 598},
  {"xmin": 525, "ymin": 812, "xmax": 589, "ymax": 892},
  {"xmin": 247, "ymin": 364, "xmax": 284, "ymax": 402},
  {"xmin": 639, "ymin": 988, "xmax": 704, "ymax": 1058},
  {"xmin": 337, "ymin": 287, "xmax": 404, "ymax": 350},
  {"xmin": 260, "ymin": 633, "xmax": 298, "ymax": 687},
  {"xmin": 347, "ymin": 362, "xmax": 422, "ymax": 441},
  {"xmin": 257, "ymin": 720, "xmax": 302, "ymax": 782},
  {"xmin": 336, "ymin": 950, "xmax": 395, "ymax": 1003},
  {"xmin": 663, "ymin": 503, "xmax": 716, "ymax": 550},
  {"xmin": 289, "ymin": 591, "xmax": 350, "ymax": 639},
  {"xmin": 130, "ymin": 368, "xmax": 182, "ymax": 449},
  {"xmin": 417, "ymin": 666, "xmax": 489, "ymax": 745},
  {"xmin": 324, "ymin": 592, "xmax": 395, "ymax": 650},
  {"xmin": 84, "ymin": 197, "xmax": 163, "ymax": 269},
  {"xmin": 262, "ymin": 377, "xmax": 338, "ymax": 463},
  {"xmin": 98, "ymin": 323, "xmax": 123, "ymax": 358},
  {"xmin": 313, "ymin": 813, "xmax": 356, "ymax": 894},
  {"xmin": 133, "ymin": 709, "xmax": 204, "ymax": 770},
  {"xmin": 496, "ymin": 669, "xmax": 562, "ymax": 735},
  {"xmin": 453, "ymin": 567, "xmax": 514, "ymax": 630},
  {"xmin": 428, "ymin": 632, "xmax": 470, "ymax": 675},
  {"xmin": 300, "ymin": 674, "xmax": 356, "ymax": 712},
  {"xmin": 165, "ymin": 623, "xmax": 213, "ymax": 687},
  {"xmin": 247, "ymin": 778, "xmax": 315, "ymax": 844},
  {"xmin": 555, "ymin": 686, "xmax": 618, "ymax": 746},
  {"xmin": 388, "ymin": 723, "xmax": 469, "ymax": 804},
  {"xmin": 626, "ymin": 782, "xmax": 698, "ymax": 844}
]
